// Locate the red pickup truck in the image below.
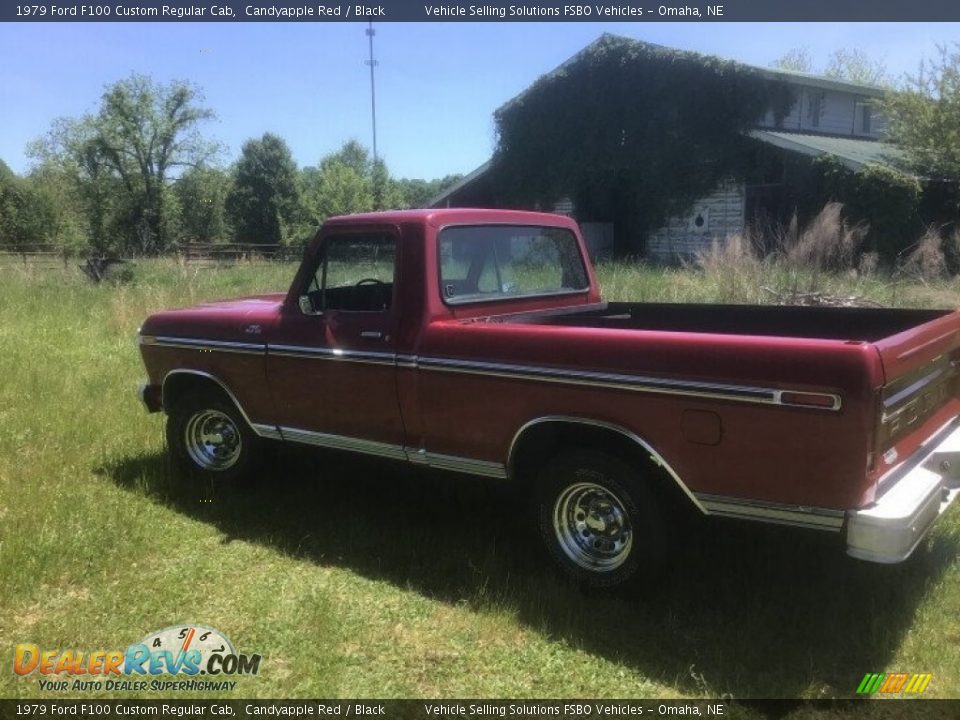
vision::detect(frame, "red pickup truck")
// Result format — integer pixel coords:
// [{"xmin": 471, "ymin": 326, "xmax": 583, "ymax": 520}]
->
[{"xmin": 138, "ymin": 208, "xmax": 960, "ymax": 589}]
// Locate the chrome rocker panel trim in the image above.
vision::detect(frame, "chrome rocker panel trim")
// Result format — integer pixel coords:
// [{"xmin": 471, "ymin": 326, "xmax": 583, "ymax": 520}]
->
[
  {"xmin": 696, "ymin": 494, "xmax": 845, "ymax": 531},
  {"xmin": 279, "ymin": 427, "xmax": 409, "ymax": 461},
  {"xmin": 278, "ymin": 427, "xmax": 508, "ymax": 478},
  {"xmin": 406, "ymin": 447, "xmax": 508, "ymax": 478},
  {"xmin": 847, "ymin": 417, "xmax": 960, "ymax": 563},
  {"xmin": 155, "ymin": 370, "xmax": 506, "ymax": 477}
]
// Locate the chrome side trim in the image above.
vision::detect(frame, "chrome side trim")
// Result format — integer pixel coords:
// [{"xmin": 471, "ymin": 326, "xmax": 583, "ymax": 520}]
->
[
  {"xmin": 161, "ymin": 369, "xmax": 280, "ymax": 440},
  {"xmin": 696, "ymin": 493, "xmax": 845, "ymax": 531},
  {"xmin": 142, "ymin": 335, "xmax": 265, "ymax": 355},
  {"xmin": 268, "ymin": 344, "xmax": 395, "ymax": 366},
  {"xmin": 276, "ymin": 427, "xmax": 508, "ymax": 477},
  {"xmin": 405, "ymin": 448, "xmax": 508, "ymax": 478},
  {"xmin": 278, "ymin": 427, "xmax": 409, "ymax": 461},
  {"xmin": 507, "ymin": 416, "xmax": 707, "ymax": 514},
  {"xmin": 883, "ymin": 367, "xmax": 946, "ymax": 414},
  {"xmin": 143, "ymin": 337, "xmax": 841, "ymax": 410},
  {"xmin": 419, "ymin": 356, "xmax": 841, "ymax": 411},
  {"xmin": 252, "ymin": 423, "xmax": 283, "ymax": 440}
]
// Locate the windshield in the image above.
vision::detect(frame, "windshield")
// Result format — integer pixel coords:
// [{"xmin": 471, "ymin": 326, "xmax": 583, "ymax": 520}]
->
[{"xmin": 438, "ymin": 225, "xmax": 589, "ymax": 305}]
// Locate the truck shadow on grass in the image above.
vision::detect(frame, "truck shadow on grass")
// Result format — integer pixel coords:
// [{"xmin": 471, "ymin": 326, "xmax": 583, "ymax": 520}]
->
[{"xmin": 102, "ymin": 446, "xmax": 957, "ymax": 699}]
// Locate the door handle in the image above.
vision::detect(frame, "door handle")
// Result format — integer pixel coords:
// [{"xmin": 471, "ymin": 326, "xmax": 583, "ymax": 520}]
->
[{"xmin": 360, "ymin": 330, "xmax": 384, "ymax": 340}]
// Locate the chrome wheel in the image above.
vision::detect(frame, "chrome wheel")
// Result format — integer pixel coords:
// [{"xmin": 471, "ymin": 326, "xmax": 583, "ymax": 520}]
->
[
  {"xmin": 553, "ymin": 482, "xmax": 633, "ymax": 571},
  {"xmin": 184, "ymin": 409, "xmax": 242, "ymax": 471}
]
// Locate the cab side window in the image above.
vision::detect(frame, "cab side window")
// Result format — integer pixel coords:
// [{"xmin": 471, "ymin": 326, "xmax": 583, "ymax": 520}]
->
[{"xmin": 306, "ymin": 233, "xmax": 396, "ymax": 312}]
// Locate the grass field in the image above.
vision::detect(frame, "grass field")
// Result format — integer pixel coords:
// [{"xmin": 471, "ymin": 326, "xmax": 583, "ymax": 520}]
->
[{"xmin": 2, "ymin": 258, "xmax": 960, "ymax": 710}]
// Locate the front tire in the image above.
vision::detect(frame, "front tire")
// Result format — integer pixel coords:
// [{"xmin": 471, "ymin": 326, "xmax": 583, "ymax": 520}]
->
[
  {"xmin": 166, "ymin": 389, "xmax": 261, "ymax": 483},
  {"xmin": 536, "ymin": 450, "xmax": 666, "ymax": 590}
]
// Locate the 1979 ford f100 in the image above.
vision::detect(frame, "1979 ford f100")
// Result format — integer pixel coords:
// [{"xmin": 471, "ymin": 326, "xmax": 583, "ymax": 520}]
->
[{"xmin": 138, "ymin": 208, "xmax": 960, "ymax": 588}]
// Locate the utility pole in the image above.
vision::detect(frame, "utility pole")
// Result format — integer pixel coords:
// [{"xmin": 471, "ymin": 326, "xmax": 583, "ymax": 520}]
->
[{"xmin": 365, "ymin": 22, "xmax": 378, "ymax": 164}]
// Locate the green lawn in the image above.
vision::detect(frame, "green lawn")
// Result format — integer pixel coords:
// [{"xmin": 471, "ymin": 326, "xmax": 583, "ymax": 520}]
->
[{"xmin": 2, "ymin": 258, "xmax": 960, "ymax": 706}]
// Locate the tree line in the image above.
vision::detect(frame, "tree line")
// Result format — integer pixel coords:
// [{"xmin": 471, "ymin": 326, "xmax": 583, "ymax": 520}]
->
[{"xmin": 0, "ymin": 74, "xmax": 461, "ymax": 256}]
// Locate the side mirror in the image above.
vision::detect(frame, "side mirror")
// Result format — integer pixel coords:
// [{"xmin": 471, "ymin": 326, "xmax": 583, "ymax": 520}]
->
[{"xmin": 298, "ymin": 295, "xmax": 322, "ymax": 316}]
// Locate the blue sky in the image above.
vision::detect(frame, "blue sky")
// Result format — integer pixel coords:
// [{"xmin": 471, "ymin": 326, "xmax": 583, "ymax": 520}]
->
[{"xmin": 0, "ymin": 22, "xmax": 957, "ymax": 180}]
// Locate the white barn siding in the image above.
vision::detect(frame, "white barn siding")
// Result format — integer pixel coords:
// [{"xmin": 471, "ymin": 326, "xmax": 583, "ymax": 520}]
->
[
  {"xmin": 647, "ymin": 181, "xmax": 745, "ymax": 262},
  {"xmin": 759, "ymin": 86, "xmax": 883, "ymax": 139}
]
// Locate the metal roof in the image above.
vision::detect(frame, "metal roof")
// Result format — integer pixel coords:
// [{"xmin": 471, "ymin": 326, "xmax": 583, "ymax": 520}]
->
[
  {"xmin": 323, "ymin": 207, "xmax": 573, "ymax": 227},
  {"xmin": 748, "ymin": 130, "xmax": 904, "ymax": 171},
  {"xmin": 430, "ymin": 132, "xmax": 906, "ymax": 207},
  {"xmin": 496, "ymin": 34, "xmax": 884, "ymax": 115},
  {"xmin": 425, "ymin": 160, "xmax": 492, "ymax": 208}
]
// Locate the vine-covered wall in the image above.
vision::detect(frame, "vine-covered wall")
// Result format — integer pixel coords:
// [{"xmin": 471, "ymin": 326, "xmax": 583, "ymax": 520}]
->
[{"xmin": 491, "ymin": 34, "xmax": 793, "ymax": 256}]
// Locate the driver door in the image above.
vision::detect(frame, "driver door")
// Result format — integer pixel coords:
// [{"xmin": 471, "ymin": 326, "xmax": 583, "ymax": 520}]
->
[{"xmin": 265, "ymin": 229, "xmax": 404, "ymax": 455}]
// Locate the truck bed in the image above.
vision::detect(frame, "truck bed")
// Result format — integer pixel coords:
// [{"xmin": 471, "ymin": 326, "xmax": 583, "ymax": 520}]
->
[{"xmin": 508, "ymin": 302, "xmax": 952, "ymax": 342}]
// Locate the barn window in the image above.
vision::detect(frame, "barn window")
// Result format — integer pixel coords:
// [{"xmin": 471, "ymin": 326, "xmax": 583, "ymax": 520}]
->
[
  {"xmin": 855, "ymin": 101, "xmax": 873, "ymax": 134},
  {"xmin": 806, "ymin": 91, "xmax": 824, "ymax": 128}
]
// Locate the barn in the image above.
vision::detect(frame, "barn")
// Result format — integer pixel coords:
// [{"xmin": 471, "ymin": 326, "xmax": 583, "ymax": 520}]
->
[{"xmin": 430, "ymin": 34, "xmax": 904, "ymax": 262}]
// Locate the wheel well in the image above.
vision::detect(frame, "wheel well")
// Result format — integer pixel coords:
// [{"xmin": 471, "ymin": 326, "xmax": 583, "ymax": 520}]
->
[
  {"xmin": 162, "ymin": 372, "xmax": 236, "ymax": 415},
  {"xmin": 508, "ymin": 419, "xmax": 704, "ymax": 516}
]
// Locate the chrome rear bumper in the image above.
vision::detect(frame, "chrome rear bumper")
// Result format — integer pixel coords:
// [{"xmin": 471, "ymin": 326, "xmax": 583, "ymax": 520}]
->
[{"xmin": 847, "ymin": 419, "xmax": 960, "ymax": 563}]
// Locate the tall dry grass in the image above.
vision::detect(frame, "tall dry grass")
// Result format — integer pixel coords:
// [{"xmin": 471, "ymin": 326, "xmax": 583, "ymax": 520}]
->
[
  {"xmin": 779, "ymin": 203, "xmax": 867, "ymax": 272},
  {"xmin": 686, "ymin": 203, "xmax": 960, "ymax": 307},
  {"xmin": 897, "ymin": 226, "xmax": 949, "ymax": 283}
]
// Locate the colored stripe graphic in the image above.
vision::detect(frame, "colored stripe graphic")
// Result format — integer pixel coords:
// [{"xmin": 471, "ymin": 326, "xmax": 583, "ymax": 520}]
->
[
  {"xmin": 856, "ymin": 673, "xmax": 884, "ymax": 694},
  {"xmin": 857, "ymin": 672, "xmax": 932, "ymax": 694}
]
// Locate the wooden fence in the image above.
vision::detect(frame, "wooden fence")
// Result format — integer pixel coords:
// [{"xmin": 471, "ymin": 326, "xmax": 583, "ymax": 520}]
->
[
  {"xmin": 0, "ymin": 242, "xmax": 304, "ymax": 269},
  {"xmin": 0, "ymin": 245, "xmax": 71, "ymax": 269},
  {"xmin": 176, "ymin": 242, "xmax": 303, "ymax": 262}
]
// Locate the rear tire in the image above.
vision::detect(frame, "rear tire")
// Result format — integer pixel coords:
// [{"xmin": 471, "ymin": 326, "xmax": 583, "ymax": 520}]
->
[
  {"xmin": 536, "ymin": 449, "xmax": 666, "ymax": 590},
  {"xmin": 166, "ymin": 389, "xmax": 261, "ymax": 483}
]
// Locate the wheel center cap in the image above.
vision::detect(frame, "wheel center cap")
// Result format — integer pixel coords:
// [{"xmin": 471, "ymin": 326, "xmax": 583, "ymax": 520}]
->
[{"xmin": 585, "ymin": 514, "xmax": 607, "ymax": 533}]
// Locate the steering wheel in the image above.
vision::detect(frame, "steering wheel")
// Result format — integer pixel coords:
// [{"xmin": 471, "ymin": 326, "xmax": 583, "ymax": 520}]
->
[{"xmin": 355, "ymin": 277, "xmax": 386, "ymax": 287}]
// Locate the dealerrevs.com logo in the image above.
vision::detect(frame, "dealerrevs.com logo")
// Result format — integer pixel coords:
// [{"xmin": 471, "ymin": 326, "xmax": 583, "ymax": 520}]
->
[{"xmin": 13, "ymin": 625, "xmax": 261, "ymax": 692}]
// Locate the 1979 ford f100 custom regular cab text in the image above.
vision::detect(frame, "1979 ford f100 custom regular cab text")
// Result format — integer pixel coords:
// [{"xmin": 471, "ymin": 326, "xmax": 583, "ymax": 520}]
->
[{"xmin": 137, "ymin": 209, "xmax": 960, "ymax": 588}]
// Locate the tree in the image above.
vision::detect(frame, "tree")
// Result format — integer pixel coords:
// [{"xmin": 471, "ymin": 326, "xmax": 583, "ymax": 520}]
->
[
  {"xmin": 883, "ymin": 44, "xmax": 960, "ymax": 180},
  {"xmin": 226, "ymin": 133, "xmax": 300, "ymax": 246},
  {"xmin": 394, "ymin": 175, "xmax": 464, "ymax": 208},
  {"xmin": 824, "ymin": 49, "xmax": 889, "ymax": 86},
  {"xmin": 772, "ymin": 47, "xmax": 814, "ymax": 73},
  {"xmin": 300, "ymin": 160, "xmax": 372, "ymax": 224},
  {"xmin": 0, "ymin": 160, "xmax": 65, "ymax": 252},
  {"xmin": 772, "ymin": 46, "xmax": 887, "ymax": 86},
  {"xmin": 24, "ymin": 162, "xmax": 88, "ymax": 253},
  {"xmin": 175, "ymin": 167, "xmax": 231, "ymax": 244},
  {"xmin": 31, "ymin": 74, "xmax": 218, "ymax": 254},
  {"xmin": 0, "ymin": 160, "xmax": 24, "ymax": 248},
  {"xmin": 298, "ymin": 140, "xmax": 407, "ymax": 230}
]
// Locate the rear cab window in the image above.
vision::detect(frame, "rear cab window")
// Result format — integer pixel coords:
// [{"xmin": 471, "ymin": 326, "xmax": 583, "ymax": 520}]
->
[{"xmin": 438, "ymin": 225, "xmax": 588, "ymax": 305}]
